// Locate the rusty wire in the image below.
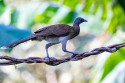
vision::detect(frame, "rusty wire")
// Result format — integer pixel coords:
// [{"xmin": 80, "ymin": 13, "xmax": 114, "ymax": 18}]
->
[{"xmin": 0, "ymin": 43, "xmax": 125, "ymax": 66}]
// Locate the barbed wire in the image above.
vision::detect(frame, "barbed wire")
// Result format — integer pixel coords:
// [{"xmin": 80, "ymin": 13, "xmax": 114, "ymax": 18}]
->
[{"xmin": 0, "ymin": 43, "xmax": 125, "ymax": 66}]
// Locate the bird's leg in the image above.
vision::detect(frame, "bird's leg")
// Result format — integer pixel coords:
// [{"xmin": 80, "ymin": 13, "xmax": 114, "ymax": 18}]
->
[
  {"xmin": 45, "ymin": 43, "xmax": 55, "ymax": 61},
  {"xmin": 61, "ymin": 40, "xmax": 78, "ymax": 56}
]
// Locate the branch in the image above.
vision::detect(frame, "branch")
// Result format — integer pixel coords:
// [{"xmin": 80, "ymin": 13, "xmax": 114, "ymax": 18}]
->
[{"xmin": 0, "ymin": 43, "xmax": 125, "ymax": 66}]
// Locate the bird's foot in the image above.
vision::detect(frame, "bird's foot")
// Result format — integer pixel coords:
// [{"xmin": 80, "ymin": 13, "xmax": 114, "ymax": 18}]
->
[
  {"xmin": 44, "ymin": 57, "xmax": 58, "ymax": 66},
  {"xmin": 45, "ymin": 56, "xmax": 57, "ymax": 63},
  {"xmin": 46, "ymin": 56, "xmax": 51, "ymax": 62},
  {"xmin": 71, "ymin": 52, "xmax": 79, "ymax": 57},
  {"xmin": 45, "ymin": 55, "xmax": 56, "ymax": 62}
]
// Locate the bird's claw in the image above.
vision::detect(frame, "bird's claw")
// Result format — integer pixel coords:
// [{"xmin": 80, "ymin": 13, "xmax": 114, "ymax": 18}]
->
[
  {"xmin": 45, "ymin": 56, "xmax": 56, "ymax": 62},
  {"xmin": 46, "ymin": 56, "xmax": 51, "ymax": 62},
  {"xmin": 72, "ymin": 52, "xmax": 79, "ymax": 57}
]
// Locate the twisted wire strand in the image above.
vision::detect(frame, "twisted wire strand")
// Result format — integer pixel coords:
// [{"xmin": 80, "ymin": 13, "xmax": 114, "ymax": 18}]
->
[{"xmin": 0, "ymin": 43, "xmax": 125, "ymax": 66}]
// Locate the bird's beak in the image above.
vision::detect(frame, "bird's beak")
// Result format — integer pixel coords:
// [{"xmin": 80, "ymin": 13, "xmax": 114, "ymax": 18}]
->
[{"xmin": 84, "ymin": 20, "xmax": 88, "ymax": 22}]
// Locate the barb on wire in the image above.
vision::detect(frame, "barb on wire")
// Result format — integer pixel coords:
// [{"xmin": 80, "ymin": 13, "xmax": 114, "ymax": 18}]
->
[{"xmin": 0, "ymin": 43, "xmax": 125, "ymax": 66}]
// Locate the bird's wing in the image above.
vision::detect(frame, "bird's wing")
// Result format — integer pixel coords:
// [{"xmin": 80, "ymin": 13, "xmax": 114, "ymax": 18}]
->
[{"xmin": 34, "ymin": 24, "xmax": 72, "ymax": 37}]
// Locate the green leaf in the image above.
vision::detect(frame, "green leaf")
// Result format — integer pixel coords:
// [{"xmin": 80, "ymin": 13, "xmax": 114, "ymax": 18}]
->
[
  {"xmin": 0, "ymin": 0, "xmax": 6, "ymax": 15},
  {"xmin": 117, "ymin": 0, "xmax": 125, "ymax": 11},
  {"xmin": 59, "ymin": 11, "xmax": 77, "ymax": 23},
  {"xmin": 63, "ymin": 0, "xmax": 80, "ymax": 10},
  {"xmin": 100, "ymin": 48, "xmax": 125, "ymax": 81},
  {"xmin": 101, "ymin": 0, "xmax": 108, "ymax": 20},
  {"xmin": 107, "ymin": 2, "xmax": 125, "ymax": 33},
  {"xmin": 107, "ymin": 16, "xmax": 117, "ymax": 34},
  {"xmin": 35, "ymin": 4, "xmax": 59, "ymax": 24},
  {"xmin": 93, "ymin": 3, "xmax": 99, "ymax": 15},
  {"xmin": 102, "ymin": 61, "xmax": 125, "ymax": 83},
  {"xmin": 83, "ymin": 0, "xmax": 94, "ymax": 13},
  {"xmin": 10, "ymin": 8, "xmax": 19, "ymax": 25}
]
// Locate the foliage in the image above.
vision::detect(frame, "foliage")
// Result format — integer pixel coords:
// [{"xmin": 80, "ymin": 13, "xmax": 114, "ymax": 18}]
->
[
  {"xmin": 0, "ymin": 0, "xmax": 6, "ymax": 15},
  {"xmin": 0, "ymin": 0, "xmax": 125, "ymax": 83},
  {"xmin": 101, "ymin": 48, "xmax": 125, "ymax": 81}
]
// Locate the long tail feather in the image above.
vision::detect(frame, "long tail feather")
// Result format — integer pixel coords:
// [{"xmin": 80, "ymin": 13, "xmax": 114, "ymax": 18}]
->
[{"xmin": 2, "ymin": 34, "xmax": 36, "ymax": 48}]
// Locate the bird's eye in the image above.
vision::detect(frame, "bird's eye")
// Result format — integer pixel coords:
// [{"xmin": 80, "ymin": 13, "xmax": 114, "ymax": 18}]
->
[{"xmin": 80, "ymin": 19, "xmax": 83, "ymax": 22}]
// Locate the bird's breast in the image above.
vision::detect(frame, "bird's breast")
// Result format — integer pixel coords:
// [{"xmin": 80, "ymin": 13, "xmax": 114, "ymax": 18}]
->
[
  {"xmin": 45, "ymin": 36, "xmax": 68, "ymax": 43},
  {"xmin": 45, "ymin": 37, "xmax": 60, "ymax": 43},
  {"xmin": 69, "ymin": 29, "xmax": 79, "ymax": 39}
]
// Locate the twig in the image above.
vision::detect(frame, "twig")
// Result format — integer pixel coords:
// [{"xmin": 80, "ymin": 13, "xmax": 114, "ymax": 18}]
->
[{"xmin": 0, "ymin": 43, "xmax": 125, "ymax": 66}]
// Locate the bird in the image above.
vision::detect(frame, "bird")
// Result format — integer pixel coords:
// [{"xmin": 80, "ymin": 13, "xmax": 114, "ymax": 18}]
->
[{"xmin": 1, "ymin": 17, "xmax": 87, "ymax": 59}]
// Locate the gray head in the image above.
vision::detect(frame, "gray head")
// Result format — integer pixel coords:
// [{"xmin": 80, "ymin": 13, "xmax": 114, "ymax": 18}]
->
[{"xmin": 73, "ymin": 17, "xmax": 87, "ymax": 25}]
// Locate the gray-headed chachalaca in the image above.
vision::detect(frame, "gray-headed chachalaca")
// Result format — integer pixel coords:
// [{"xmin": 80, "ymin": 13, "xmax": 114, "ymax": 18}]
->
[{"xmin": 1, "ymin": 17, "xmax": 87, "ymax": 59}]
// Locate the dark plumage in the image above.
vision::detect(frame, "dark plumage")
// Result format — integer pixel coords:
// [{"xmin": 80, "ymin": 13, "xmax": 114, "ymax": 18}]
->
[{"xmin": 2, "ymin": 17, "xmax": 87, "ymax": 59}]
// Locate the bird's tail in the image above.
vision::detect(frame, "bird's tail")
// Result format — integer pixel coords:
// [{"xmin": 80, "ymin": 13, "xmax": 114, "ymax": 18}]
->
[{"xmin": 0, "ymin": 34, "xmax": 36, "ymax": 49}]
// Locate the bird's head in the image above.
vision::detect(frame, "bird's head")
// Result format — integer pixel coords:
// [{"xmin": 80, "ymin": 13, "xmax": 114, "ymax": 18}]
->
[{"xmin": 73, "ymin": 17, "xmax": 87, "ymax": 26}]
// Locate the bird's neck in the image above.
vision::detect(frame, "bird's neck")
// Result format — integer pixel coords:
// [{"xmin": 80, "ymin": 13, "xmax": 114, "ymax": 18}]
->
[
  {"xmin": 68, "ymin": 23, "xmax": 80, "ymax": 39},
  {"xmin": 73, "ymin": 23, "xmax": 80, "ymax": 33}
]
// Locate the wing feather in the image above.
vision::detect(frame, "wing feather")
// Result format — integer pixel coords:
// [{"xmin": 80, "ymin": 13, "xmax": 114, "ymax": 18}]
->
[{"xmin": 34, "ymin": 24, "xmax": 72, "ymax": 37}]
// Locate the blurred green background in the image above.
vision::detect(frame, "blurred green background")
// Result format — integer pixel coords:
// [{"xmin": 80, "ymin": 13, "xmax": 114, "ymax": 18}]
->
[{"xmin": 0, "ymin": 0, "xmax": 125, "ymax": 83}]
